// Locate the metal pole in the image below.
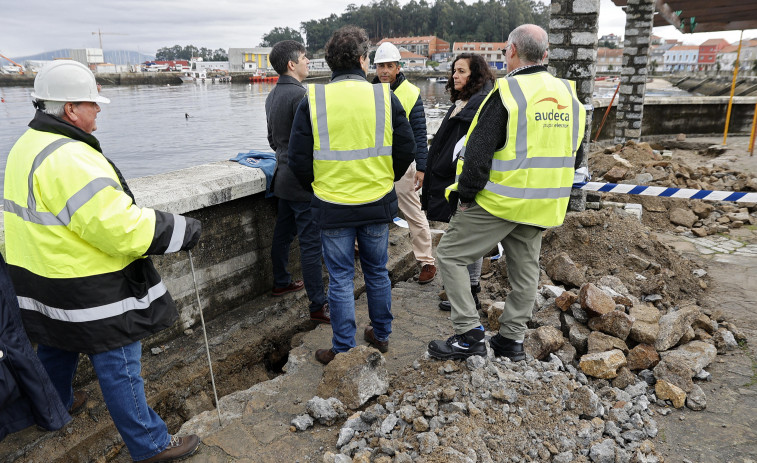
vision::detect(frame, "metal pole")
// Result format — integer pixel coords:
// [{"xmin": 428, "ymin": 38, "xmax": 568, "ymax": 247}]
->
[
  {"xmin": 749, "ymin": 101, "xmax": 757, "ymax": 156},
  {"xmin": 188, "ymin": 250, "xmax": 222, "ymax": 426},
  {"xmin": 594, "ymin": 82, "xmax": 621, "ymax": 142},
  {"xmin": 723, "ymin": 30, "xmax": 744, "ymax": 146}
]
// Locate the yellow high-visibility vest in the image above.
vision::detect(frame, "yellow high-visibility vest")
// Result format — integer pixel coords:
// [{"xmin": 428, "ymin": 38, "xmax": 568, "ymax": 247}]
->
[
  {"xmin": 4, "ymin": 130, "xmax": 158, "ymax": 278},
  {"xmin": 308, "ymin": 78, "xmax": 394, "ymax": 205},
  {"xmin": 447, "ymin": 72, "xmax": 586, "ymax": 228},
  {"xmin": 393, "ymin": 79, "xmax": 420, "ymax": 117}
]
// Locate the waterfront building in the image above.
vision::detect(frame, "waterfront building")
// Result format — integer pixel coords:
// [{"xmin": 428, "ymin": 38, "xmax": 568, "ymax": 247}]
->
[
  {"xmin": 698, "ymin": 38, "xmax": 730, "ymax": 72},
  {"xmin": 228, "ymin": 47, "xmax": 273, "ymax": 72},
  {"xmin": 596, "ymin": 47, "xmax": 623, "ymax": 73},
  {"xmin": 650, "ymin": 42, "xmax": 676, "ymax": 74},
  {"xmin": 398, "ymin": 48, "xmax": 427, "ymax": 69},
  {"xmin": 599, "ymin": 33, "xmax": 622, "ymax": 48},
  {"xmin": 664, "ymin": 45, "xmax": 699, "ymax": 73},
  {"xmin": 70, "ymin": 48, "xmax": 104, "ymax": 70},
  {"xmin": 452, "ymin": 41, "xmax": 508, "ymax": 70},
  {"xmin": 376, "ymin": 36, "xmax": 449, "ymax": 59},
  {"xmin": 307, "ymin": 58, "xmax": 329, "ymax": 71},
  {"xmin": 717, "ymin": 39, "xmax": 757, "ymax": 73}
]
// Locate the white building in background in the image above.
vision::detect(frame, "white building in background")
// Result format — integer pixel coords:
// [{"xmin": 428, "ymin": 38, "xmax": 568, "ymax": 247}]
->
[
  {"xmin": 228, "ymin": 48, "xmax": 272, "ymax": 72},
  {"xmin": 308, "ymin": 58, "xmax": 329, "ymax": 71},
  {"xmin": 596, "ymin": 47, "xmax": 623, "ymax": 73},
  {"xmin": 664, "ymin": 45, "xmax": 699, "ymax": 72},
  {"xmin": 70, "ymin": 48, "xmax": 104, "ymax": 69},
  {"xmin": 191, "ymin": 58, "xmax": 229, "ymax": 73},
  {"xmin": 23, "ymin": 60, "xmax": 55, "ymax": 74},
  {"xmin": 717, "ymin": 39, "xmax": 757, "ymax": 72}
]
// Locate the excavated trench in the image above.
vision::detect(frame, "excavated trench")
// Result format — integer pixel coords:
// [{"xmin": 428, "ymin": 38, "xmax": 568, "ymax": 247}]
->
[{"xmin": 0, "ymin": 234, "xmax": 418, "ymax": 463}]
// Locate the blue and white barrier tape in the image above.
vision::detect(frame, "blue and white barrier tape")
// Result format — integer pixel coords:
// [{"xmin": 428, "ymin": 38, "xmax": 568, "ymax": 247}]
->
[{"xmin": 573, "ymin": 181, "xmax": 757, "ymax": 203}]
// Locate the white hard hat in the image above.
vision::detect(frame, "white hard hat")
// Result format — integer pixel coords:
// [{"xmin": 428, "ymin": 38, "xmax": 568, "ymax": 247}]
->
[
  {"xmin": 374, "ymin": 42, "xmax": 402, "ymax": 64},
  {"xmin": 31, "ymin": 60, "xmax": 110, "ymax": 104}
]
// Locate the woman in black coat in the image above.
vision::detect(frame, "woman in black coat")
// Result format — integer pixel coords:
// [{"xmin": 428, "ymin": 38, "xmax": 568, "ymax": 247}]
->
[{"xmin": 421, "ymin": 53, "xmax": 495, "ymax": 310}]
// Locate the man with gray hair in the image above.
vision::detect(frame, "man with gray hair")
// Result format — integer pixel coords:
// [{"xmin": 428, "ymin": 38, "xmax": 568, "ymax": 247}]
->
[
  {"xmin": 428, "ymin": 24, "xmax": 586, "ymax": 361},
  {"xmin": 4, "ymin": 60, "xmax": 202, "ymax": 462}
]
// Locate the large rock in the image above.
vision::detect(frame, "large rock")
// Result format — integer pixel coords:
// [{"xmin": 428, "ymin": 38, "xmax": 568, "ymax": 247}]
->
[
  {"xmin": 587, "ymin": 331, "xmax": 629, "ymax": 354},
  {"xmin": 655, "ymin": 306, "xmax": 701, "ymax": 351},
  {"xmin": 604, "ymin": 166, "xmax": 629, "ymax": 182},
  {"xmin": 567, "ymin": 385, "xmax": 603, "ymax": 418},
  {"xmin": 531, "ymin": 305, "xmax": 562, "ymax": 331},
  {"xmin": 487, "ymin": 301, "xmax": 505, "ymax": 332},
  {"xmin": 546, "ymin": 252, "xmax": 586, "ymax": 288},
  {"xmin": 524, "ymin": 326, "xmax": 564, "ymax": 360},
  {"xmin": 655, "ymin": 380, "xmax": 686, "ymax": 408},
  {"xmin": 305, "ymin": 397, "xmax": 347, "ymax": 426},
  {"xmin": 660, "ymin": 341, "xmax": 717, "ymax": 376},
  {"xmin": 626, "ymin": 344, "xmax": 660, "ymax": 371},
  {"xmin": 555, "ymin": 291, "xmax": 578, "ymax": 312},
  {"xmin": 653, "ymin": 358, "xmax": 695, "ymax": 393},
  {"xmin": 629, "ymin": 304, "xmax": 661, "ymax": 344},
  {"xmin": 669, "ymin": 208, "xmax": 697, "ymax": 228},
  {"xmin": 588, "ymin": 310, "xmax": 634, "ymax": 340},
  {"xmin": 317, "ymin": 345, "xmax": 389, "ymax": 410},
  {"xmin": 712, "ymin": 328, "xmax": 739, "ymax": 353},
  {"xmin": 579, "ymin": 283, "xmax": 616, "ymax": 318},
  {"xmin": 579, "ymin": 349, "xmax": 627, "ymax": 379},
  {"xmin": 568, "ymin": 322, "xmax": 592, "ymax": 354}
]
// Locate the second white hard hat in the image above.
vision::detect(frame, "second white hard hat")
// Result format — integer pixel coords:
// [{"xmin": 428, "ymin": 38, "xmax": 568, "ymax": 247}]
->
[
  {"xmin": 31, "ymin": 60, "xmax": 110, "ymax": 104},
  {"xmin": 374, "ymin": 42, "xmax": 402, "ymax": 64}
]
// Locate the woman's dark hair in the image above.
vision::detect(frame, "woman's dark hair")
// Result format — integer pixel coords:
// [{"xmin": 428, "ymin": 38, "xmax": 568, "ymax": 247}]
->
[
  {"xmin": 325, "ymin": 25, "xmax": 370, "ymax": 72},
  {"xmin": 445, "ymin": 53, "xmax": 495, "ymax": 102}
]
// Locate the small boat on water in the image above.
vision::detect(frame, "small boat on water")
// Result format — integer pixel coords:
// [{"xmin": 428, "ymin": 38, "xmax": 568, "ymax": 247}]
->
[
  {"xmin": 180, "ymin": 70, "xmax": 207, "ymax": 83},
  {"xmin": 428, "ymin": 77, "xmax": 437, "ymax": 82},
  {"xmin": 436, "ymin": 77, "xmax": 448, "ymax": 84},
  {"xmin": 249, "ymin": 69, "xmax": 278, "ymax": 83}
]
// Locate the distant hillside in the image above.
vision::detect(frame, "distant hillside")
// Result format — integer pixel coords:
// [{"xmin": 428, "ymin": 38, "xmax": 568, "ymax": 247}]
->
[{"xmin": 6, "ymin": 49, "xmax": 155, "ymax": 65}]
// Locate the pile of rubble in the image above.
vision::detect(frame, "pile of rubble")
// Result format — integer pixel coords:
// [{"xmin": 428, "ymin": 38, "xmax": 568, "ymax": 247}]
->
[
  {"xmin": 588, "ymin": 140, "xmax": 757, "ymax": 236},
  {"xmin": 287, "ymin": 204, "xmax": 747, "ymax": 463}
]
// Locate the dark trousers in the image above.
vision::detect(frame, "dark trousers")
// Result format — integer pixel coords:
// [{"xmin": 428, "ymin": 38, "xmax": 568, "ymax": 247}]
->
[{"xmin": 271, "ymin": 198, "xmax": 327, "ymax": 311}]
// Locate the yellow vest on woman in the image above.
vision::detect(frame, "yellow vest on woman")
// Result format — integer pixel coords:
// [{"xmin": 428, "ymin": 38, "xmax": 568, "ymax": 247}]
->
[
  {"xmin": 448, "ymin": 72, "xmax": 586, "ymax": 228},
  {"xmin": 308, "ymin": 78, "xmax": 394, "ymax": 205}
]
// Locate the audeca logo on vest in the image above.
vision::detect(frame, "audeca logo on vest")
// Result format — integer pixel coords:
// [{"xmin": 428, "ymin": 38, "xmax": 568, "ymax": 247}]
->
[{"xmin": 534, "ymin": 97, "xmax": 570, "ymax": 123}]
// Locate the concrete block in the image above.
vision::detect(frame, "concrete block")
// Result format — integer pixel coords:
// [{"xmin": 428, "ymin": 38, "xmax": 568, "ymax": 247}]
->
[
  {"xmin": 550, "ymin": 33, "xmax": 565, "ymax": 44},
  {"xmin": 577, "ymin": 48, "xmax": 597, "ymax": 60},
  {"xmin": 571, "ymin": 32, "xmax": 597, "ymax": 46},
  {"xmin": 550, "ymin": 18, "xmax": 575, "ymax": 29},
  {"xmin": 549, "ymin": 49, "xmax": 575, "ymax": 60},
  {"xmin": 573, "ymin": 0, "xmax": 600, "ymax": 14},
  {"xmin": 626, "ymin": 28, "xmax": 640, "ymax": 37}
]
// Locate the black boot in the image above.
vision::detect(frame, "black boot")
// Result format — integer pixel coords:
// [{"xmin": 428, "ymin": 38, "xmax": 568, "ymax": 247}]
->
[
  {"xmin": 490, "ymin": 333, "xmax": 525, "ymax": 361},
  {"xmin": 428, "ymin": 326, "xmax": 486, "ymax": 359}
]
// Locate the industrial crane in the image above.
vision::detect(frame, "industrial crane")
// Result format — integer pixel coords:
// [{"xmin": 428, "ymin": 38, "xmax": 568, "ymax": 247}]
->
[{"xmin": 0, "ymin": 52, "xmax": 24, "ymax": 74}]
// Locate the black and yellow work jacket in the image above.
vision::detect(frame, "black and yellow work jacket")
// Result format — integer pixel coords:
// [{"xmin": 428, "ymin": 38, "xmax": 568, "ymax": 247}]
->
[{"xmin": 3, "ymin": 111, "xmax": 201, "ymax": 354}]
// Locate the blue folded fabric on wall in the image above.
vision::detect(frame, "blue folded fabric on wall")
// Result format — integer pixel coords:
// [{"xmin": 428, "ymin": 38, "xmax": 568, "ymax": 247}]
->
[{"xmin": 230, "ymin": 150, "xmax": 277, "ymax": 198}]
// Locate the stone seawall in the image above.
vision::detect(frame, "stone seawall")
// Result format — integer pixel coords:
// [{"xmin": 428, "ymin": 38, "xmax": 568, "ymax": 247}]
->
[{"xmin": 591, "ymin": 96, "xmax": 757, "ymax": 141}]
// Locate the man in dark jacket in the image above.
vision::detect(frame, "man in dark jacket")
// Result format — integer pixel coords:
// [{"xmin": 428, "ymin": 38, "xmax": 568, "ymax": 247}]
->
[
  {"xmin": 265, "ymin": 40, "xmax": 329, "ymax": 324},
  {"xmin": 289, "ymin": 25, "xmax": 415, "ymax": 365},
  {"xmin": 373, "ymin": 42, "xmax": 437, "ymax": 284}
]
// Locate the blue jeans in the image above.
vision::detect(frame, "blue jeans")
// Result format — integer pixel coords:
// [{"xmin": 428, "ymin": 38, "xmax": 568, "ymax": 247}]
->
[
  {"xmin": 37, "ymin": 342, "xmax": 170, "ymax": 461},
  {"xmin": 321, "ymin": 223, "xmax": 393, "ymax": 353},
  {"xmin": 271, "ymin": 198, "xmax": 327, "ymax": 312}
]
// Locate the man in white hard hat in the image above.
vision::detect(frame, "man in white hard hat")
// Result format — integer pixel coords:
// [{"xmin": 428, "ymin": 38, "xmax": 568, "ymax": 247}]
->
[
  {"xmin": 373, "ymin": 42, "xmax": 437, "ymax": 284},
  {"xmin": 3, "ymin": 60, "xmax": 202, "ymax": 462}
]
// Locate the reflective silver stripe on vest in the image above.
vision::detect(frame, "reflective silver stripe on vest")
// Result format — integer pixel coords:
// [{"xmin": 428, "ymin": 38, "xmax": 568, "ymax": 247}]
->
[
  {"xmin": 28, "ymin": 138, "xmax": 77, "ymax": 210},
  {"xmin": 505, "ymin": 77, "xmax": 529, "ymax": 160},
  {"xmin": 560, "ymin": 79, "xmax": 581, "ymax": 154},
  {"xmin": 56, "ymin": 177, "xmax": 122, "ymax": 226},
  {"xmin": 373, "ymin": 84, "xmax": 386, "ymax": 149},
  {"xmin": 484, "ymin": 181, "xmax": 573, "ymax": 200},
  {"xmin": 313, "ymin": 84, "xmax": 330, "ymax": 151},
  {"xmin": 165, "ymin": 214, "xmax": 186, "ymax": 253},
  {"xmin": 18, "ymin": 281, "xmax": 168, "ymax": 323},
  {"xmin": 3, "ymin": 198, "xmax": 61, "ymax": 226},
  {"xmin": 314, "ymin": 146, "xmax": 393, "ymax": 161},
  {"xmin": 312, "ymin": 83, "xmax": 390, "ymax": 161},
  {"xmin": 491, "ymin": 155, "xmax": 575, "ymax": 173}
]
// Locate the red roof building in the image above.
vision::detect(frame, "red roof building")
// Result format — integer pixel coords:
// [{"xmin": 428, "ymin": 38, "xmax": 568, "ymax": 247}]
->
[
  {"xmin": 377, "ymin": 36, "xmax": 449, "ymax": 58},
  {"xmin": 698, "ymin": 38, "xmax": 729, "ymax": 71}
]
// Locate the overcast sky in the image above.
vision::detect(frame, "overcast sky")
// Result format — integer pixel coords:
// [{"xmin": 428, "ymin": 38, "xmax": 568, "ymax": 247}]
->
[{"xmin": 2, "ymin": 0, "xmax": 756, "ymax": 58}]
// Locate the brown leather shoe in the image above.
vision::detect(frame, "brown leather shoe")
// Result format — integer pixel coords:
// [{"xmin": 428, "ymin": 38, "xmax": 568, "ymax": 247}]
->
[
  {"xmin": 135, "ymin": 434, "xmax": 201, "ymax": 463},
  {"xmin": 272, "ymin": 280, "xmax": 304, "ymax": 296},
  {"xmin": 418, "ymin": 264, "xmax": 437, "ymax": 284},
  {"xmin": 69, "ymin": 390, "xmax": 88, "ymax": 415},
  {"xmin": 309, "ymin": 303, "xmax": 331, "ymax": 324},
  {"xmin": 363, "ymin": 326, "xmax": 389, "ymax": 353},
  {"xmin": 315, "ymin": 348, "xmax": 337, "ymax": 365}
]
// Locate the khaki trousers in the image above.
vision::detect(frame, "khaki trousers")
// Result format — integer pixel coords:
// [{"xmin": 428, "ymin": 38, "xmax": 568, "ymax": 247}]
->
[
  {"xmin": 436, "ymin": 203, "xmax": 542, "ymax": 340},
  {"xmin": 395, "ymin": 162, "xmax": 434, "ymax": 266}
]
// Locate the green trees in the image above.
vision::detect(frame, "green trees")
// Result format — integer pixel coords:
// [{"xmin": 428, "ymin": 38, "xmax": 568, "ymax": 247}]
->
[
  {"xmin": 299, "ymin": 0, "xmax": 549, "ymax": 53},
  {"xmin": 155, "ymin": 45, "xmax": 228, "ymax": 61},
  {"xmin": 259, "ymin": 27, "xmax": 304, "ymax": 47}
]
